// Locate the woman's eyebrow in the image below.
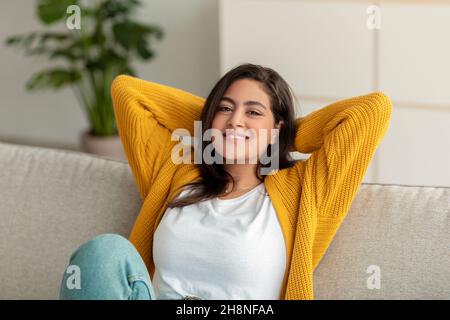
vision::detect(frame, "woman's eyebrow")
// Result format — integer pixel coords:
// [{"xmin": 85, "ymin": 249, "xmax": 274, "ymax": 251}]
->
[{"xmin": 220, "ymin": 96, "xmax": 267, "ymax": 110}]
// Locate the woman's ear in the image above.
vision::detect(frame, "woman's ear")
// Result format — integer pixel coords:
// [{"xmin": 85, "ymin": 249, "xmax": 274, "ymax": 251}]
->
[
  {"xmin": 275, "ymin": 120, "xmax": 284, "ymax": 130},
  {"xmin": 271, "ymin": 121, "xmax": 284, "ymax": 144}
]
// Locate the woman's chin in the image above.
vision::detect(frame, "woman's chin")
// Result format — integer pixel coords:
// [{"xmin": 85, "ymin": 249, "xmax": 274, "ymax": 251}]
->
[{"xmin": 222, "ymin": 155, "xmax": 260, "ymax": 164}]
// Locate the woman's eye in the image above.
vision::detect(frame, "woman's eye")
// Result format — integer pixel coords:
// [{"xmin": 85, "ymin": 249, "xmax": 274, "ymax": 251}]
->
[{"xmin": 218, "ymin": 106, "xmax": 261, "ymax": 116}]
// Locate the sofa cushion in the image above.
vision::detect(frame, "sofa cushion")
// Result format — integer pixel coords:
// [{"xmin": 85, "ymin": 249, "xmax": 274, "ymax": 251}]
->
[{"xmin": 313, "ymin": 183, "xmax": 450, "ymax": 299}]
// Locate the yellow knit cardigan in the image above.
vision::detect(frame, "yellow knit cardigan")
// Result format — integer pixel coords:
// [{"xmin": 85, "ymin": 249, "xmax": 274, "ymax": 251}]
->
[{"xmin": 110, "ymin": 75, "xmax": 392, "ymax": 300}]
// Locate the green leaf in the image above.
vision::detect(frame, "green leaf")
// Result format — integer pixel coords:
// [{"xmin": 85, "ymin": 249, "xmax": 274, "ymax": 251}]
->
[
  {"xmin": 112, "ymin": 21, "xmax": 164, "ymax": 55},
  {"xmin": 129, "ymin": 0, "xmax": 141, "ymax": 6},
  {"xmin": 99, "ymin": 0, "xmax": 140, "ymax": 19},
  {"xmin": 154, "ymin": 27, "xmax": 164, "ymax": 40},
  {"xmin": 136, "ymin": 37, "xmax": 154, "ymax": 60},
  {"xmin": 5, "ymin": 35, "xmax": 24, "ymax": 46},
  {"xmin": 139, "ymin": 24, "xmax": 164, "ymax": 39},
  {"xmin": 5, "ymin": 33, "xmax": 37, "ymax": 48},
  {"xmin": 85, "ymin": 59, "xmax": 105, "ymax": 72},
  {"xmin": 37, "ymin": 0, "xmax": 78, "ymax": 24},
  {"xmin": 26, "ymin": 68, "xmax": 81, "ymax": 91},
  {"xmin": 119, "ymin": 64, "xmax": 136, "ymax": 76},
  {"xmin": 112, "ymin": 21, "xmax": 135, "ymax": 49},
  {"xmin": 39, "ymin": 32, "xmax": 70, "ymax": 44},
  {"xmin": 50, "ymin": 48, "xmax": 82, "ymax": 61}
]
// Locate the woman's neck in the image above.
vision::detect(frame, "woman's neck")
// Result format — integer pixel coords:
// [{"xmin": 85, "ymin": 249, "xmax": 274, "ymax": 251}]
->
[{"xmin": 223, "ymin": 163, "xmax": 262, "ymax": 191}]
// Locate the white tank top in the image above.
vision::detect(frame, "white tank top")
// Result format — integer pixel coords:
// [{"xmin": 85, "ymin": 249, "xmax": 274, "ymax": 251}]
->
[{"xmin": 152, "ymin": 182, "xmax": 286, "ymax": 300}]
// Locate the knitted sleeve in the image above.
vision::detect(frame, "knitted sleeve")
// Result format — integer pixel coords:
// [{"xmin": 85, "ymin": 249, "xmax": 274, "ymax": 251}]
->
[
  {"xmin": 293, "ymin": 92, "xmax": 392, "ymax": 268},
  {"xmin": 111, "ymin": 75, "xmax": 205, "ymax": 199}
]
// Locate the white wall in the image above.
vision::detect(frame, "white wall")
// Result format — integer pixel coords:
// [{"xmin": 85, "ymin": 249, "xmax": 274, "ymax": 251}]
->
[
  {"xmin": 220, "ymin": 0, "xmax": 450, "ymax": 187},
  {"xmin": 0, "ymin": 0, "xmax": 219, "ymax": 150}
]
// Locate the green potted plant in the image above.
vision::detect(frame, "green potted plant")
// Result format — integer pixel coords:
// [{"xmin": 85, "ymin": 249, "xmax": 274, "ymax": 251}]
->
[{"xmin": 5, "ymin": 0, "xmax": 164, "ymax": 161}]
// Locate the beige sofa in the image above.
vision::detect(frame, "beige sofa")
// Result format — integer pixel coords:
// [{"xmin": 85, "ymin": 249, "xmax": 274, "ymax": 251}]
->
[{"xmin": 0, "ymin": 141, "xmax": 448, "ymax": 299}]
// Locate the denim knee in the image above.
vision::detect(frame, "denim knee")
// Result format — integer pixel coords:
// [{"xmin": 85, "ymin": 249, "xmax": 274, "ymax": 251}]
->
[
  {"xmin": 60, "ymin": 233, "xmax": 155, "ymax": 300},
  {"xmin": 69, "ymin": 233, "xmax": 134, "ymax": 263}
]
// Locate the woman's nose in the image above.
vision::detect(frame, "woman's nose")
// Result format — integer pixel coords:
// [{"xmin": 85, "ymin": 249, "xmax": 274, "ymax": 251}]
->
[{"xmin": 227, "ymin": 110, "xmax": 245, "ymax": 127}]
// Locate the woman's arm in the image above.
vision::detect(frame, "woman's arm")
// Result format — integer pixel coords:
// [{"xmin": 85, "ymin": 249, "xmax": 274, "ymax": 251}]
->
[
  {"xmin": 292, "ymin": 92, "xmax": 393, "ymax": 269},
  {"xmin": 111, "ymin": 75, "xmax": 205, "ymax": 199}
]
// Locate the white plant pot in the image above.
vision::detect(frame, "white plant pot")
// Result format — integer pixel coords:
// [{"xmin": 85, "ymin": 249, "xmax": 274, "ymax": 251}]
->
[{"xmin": 80, "ymin": 129, "xmax": 127, "ymax": 162}]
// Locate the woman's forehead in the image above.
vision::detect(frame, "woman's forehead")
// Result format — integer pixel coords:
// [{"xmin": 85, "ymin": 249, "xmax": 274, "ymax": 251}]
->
[{"xmin": 224, "ymin": 79, "xmax": 270, "ymax": 105}]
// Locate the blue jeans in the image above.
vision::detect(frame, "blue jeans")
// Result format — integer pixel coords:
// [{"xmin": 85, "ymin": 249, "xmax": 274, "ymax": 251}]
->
[{"xmin": 59, "ymin": 233, "xmax": 156, "ymax": 300}]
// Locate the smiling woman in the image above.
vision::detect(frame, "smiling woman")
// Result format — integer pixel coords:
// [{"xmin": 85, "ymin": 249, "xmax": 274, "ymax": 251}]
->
[
  {"xmin": 168, "ymin": 64, "xmax": 299, "ymax": 208},
  {"xmin": 112, "ymin": 63, "xmax": 391, "ymax": 300},
  {"xmin": 59, "ymin": 62, "xmax": 392, "ymax": 300}
]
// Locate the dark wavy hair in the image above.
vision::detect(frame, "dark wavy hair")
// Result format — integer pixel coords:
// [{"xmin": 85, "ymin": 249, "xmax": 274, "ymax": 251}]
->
[{"xmin": 167, "ymin": 63, "xmax": 300, "ymax": 208}]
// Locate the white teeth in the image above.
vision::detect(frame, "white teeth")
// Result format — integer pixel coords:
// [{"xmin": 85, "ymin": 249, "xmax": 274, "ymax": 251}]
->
[{"xmin": 225, "ymin": 134, "xmax": 246, "ymax": 140}]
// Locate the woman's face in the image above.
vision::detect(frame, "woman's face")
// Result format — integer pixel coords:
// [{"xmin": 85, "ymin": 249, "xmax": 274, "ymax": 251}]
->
[{"xmin": 210, "ymin": 79, "xmax": 282, "ymax": 163}]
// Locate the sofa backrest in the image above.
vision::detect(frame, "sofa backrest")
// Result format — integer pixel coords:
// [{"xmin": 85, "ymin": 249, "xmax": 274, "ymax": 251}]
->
[
  {"xmin": 0, "ymin": 141, "xmax": 448, "ymax": 299},
  {"xmin": 313, "ymin": 182, "xmax": 449, "ymax": 299},
  {"xmin": 0, "ymin": 142, "xmax": 142, "ymax": 299}
]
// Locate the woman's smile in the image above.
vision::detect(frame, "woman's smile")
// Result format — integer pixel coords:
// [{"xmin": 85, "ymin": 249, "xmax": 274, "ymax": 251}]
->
[{"xmin": 224, "ymin": 134, "xmax": 249, "ymax": 142}]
